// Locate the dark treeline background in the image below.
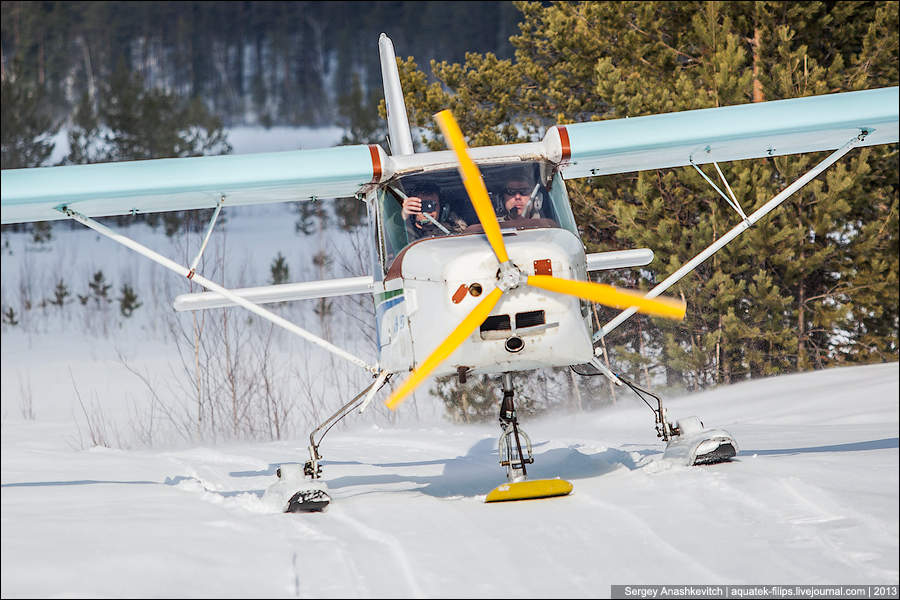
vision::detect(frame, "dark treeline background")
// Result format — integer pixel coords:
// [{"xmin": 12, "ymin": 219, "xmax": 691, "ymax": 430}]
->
[{"xmin": 1, "ymin": 1, "xmax": 520, "ymax": 127}]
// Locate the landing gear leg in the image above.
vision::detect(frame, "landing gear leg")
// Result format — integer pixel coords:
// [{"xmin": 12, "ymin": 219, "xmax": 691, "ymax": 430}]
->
[
  {"xmin": 264, "ymin": 374, "xmax": 390, "ymax": 512},
  {"xmin": 497, "ymin": 373, "xmax": 533, "ymax": 482}
]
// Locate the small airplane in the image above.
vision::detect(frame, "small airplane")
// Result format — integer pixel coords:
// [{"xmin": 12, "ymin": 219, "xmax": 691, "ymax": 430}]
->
[{"xmin": 2, "ymin": 34, "xmax": 897, "ymax": 511}]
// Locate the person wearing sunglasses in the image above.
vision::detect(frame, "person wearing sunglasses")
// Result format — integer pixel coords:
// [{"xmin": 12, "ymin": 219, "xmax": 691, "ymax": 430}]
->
[{"xmin": 499, "ymin": 176, "xmax": 541, "ymax": 220}]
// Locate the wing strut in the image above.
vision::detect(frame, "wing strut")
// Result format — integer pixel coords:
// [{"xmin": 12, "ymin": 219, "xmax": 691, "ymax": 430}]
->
[
  {"xmin": 187, "ymin": 194, "xmax": 225, "ymax": 278},
  {"xmin": 691, "ymin": 160, "xmax": 748, "ymax": 221},
  {"xmin": 57, "ymin": 206, "xmax": 380, "ymax": 375},
  {"xmin": 595, "ymin": 130, "xmax": 869, "ymax": 342}
]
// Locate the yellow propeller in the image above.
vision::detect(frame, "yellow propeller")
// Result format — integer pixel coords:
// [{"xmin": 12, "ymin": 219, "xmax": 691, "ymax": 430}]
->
[
  {"xmin": 384, "ymin": 287, "xmax": 503, "ymax": 410},
  {"xmin": 434, "ymin": 110, "xmax": 509, "ymax": 265},
  {"xmin": 385, "ymin": 111, "xmax": 686, "ymax": 410},
  {"xmin": 525, "ymin": 276, "xmax": 686, "ymax": 320}
]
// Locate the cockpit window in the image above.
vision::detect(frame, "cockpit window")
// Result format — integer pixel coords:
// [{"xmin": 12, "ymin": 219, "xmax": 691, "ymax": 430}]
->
[{"xmin": 376, "ymin": 160, "xmax": 578, "ymax": 272}]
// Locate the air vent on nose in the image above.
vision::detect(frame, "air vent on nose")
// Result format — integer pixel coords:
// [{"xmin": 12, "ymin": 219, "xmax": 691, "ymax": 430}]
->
[
  {"xmin": 515, "ymin": 310, "xmax": 545, "ymax": 329},
  {"xmin": 480, "ymin": 315, "xmax": 511, "ymax": 333}
]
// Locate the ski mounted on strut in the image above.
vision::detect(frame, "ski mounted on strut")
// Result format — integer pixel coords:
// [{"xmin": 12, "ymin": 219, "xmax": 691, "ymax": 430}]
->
[
  {"xmin": 485, "ymin": 373, "xmax": 574, "ymax": 503},
  {"xmin": 617, "ymin": 373, "xmax": 738, "ymax": 466},
  {"xmin": 262, "ymin": 464, "xmax": 332, "ymax": 513},
  {"xmin": 573, "ymin": 362, "xmax": 739, "ymax": 467}
]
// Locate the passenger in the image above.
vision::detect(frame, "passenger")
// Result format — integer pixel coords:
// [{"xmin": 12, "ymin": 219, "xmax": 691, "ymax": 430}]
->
[{"xmin": 399, "ymin": 182, "xmax": 467, "ymax": 240}]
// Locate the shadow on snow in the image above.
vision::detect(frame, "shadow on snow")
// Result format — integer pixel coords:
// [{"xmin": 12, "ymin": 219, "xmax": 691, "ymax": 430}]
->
[{"xmin": 739, "ymin": 437, "xmax": 898, "ymax": 456}]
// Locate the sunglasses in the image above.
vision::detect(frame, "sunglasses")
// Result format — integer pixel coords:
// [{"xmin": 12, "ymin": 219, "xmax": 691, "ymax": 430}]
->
[{"xmin": 504, "ymin": 186, "xmax": 532, "ymax": 196}]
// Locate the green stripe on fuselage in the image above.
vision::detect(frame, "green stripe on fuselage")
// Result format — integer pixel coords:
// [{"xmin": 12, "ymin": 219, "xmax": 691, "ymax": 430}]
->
[{"xmin": 374, "ymin": 288, "xmax": 403, "ymax": 305}]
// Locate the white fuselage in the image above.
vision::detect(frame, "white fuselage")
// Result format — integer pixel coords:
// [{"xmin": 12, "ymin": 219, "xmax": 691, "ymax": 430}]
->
[{"xmin": 375, "ymin": 228, "xmax": 594, "ymax": 377}]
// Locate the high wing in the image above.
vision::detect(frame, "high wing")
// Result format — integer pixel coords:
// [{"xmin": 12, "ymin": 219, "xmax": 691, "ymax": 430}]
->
[
  {"xmin": 1, "ymin": 144, "xmax": 391, "ymax": 224},
  {"xmin": 548, "ymin": 86, "xmax": 898, "ymax": 179}
]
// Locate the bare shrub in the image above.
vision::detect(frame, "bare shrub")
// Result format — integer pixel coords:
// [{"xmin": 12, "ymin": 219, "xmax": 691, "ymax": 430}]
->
[
  {"xmin": 18, "ymin": 374, "xmax": 35, "ymax": 420},
  {"xmin": 69, "ymin": 367, "xmax": 124, "ymax": 449}
]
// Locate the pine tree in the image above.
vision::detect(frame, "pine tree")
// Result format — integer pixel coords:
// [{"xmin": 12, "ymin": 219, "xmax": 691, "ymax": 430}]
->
[
  {"xmin": 65, "ymin": 92, "xmax": 102, "ymax": 165},
  {"xmin": 2, "ymin": 306, "xmax": 20, "ymax": 326},
  {"xmin": 269, "ymin": 252, "xmax": 290, "ymax": 285},
  {"xmin": 0, "ymin": 56, "xmax": 57, "ymax": 169},
  {"xmin": 337, "ymin": 73, "xmax": 386, "ymax": 146},
  {"xmin": 334, "ymin": 198, "xmax": 367, "ymax": 232},
  {"xmin": 117, "ymin": 283, "xmax": 142, "ymax": 317},
  {"xmin": 1, "ymin": 56, "xmax": 58, "ymax": 243},
  {"xmin": 295, "ymin": 202, "xmax": 328, "ymax": 236},
  {"xmin": 312, "ymin": 250, "xmax": 334, "ymax": 327},
  {"xmin": 433, "ymin": 374, "xmax": 497, "ymax": 423},
  {"xmin": 82, "ymin": 270, "xmax": 112, "ymax": 307},
  {"xmin": 50, "ymin": 279, "xmax": 71, "ymax": 307},
  {"xmin": 30, "ymin": 221, "xmax": 52, "ymax": 244},
  {"xmin": 63, "ymin": 61, "xmax": 231, "ymax": 165}
]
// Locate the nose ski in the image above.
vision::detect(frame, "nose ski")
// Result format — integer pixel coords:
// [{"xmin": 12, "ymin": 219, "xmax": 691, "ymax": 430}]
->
[{"xmin": 485, "ymin": 373, "xmax": 574, "ymax": 503}]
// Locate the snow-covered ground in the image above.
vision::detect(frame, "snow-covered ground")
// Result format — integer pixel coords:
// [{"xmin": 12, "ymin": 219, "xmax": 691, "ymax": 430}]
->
[{"xmin": 2, "ymin": 361, "xmax": 897, "ymax": 597}]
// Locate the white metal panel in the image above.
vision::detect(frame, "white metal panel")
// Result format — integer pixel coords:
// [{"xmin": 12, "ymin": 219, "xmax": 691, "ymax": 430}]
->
[
  {"xmin": 379, "ymin": 34, "xmax": 415, "ymax": 156},
  {"xmin": 173, "ymin": 276, "xmax": 374, "ymax": 312},
  {"xmin": 586, "ymin": 249, "xmax": 654, "ymax": 272}
]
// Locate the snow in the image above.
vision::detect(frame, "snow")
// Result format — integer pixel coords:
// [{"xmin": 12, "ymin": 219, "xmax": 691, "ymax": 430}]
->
[
  {"xmin": 2, "ymin": 358, "xmax": 897, "ymax": 596},
  {"xmin": 48, "ymin": 125, "xmax": 345, "ymax": 164},
  {"xmin": 225, "ymin": 126, "xmax": 345, "ymax": 154}
]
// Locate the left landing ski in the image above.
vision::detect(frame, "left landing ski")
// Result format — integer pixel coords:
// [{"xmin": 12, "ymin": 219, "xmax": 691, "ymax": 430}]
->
[
  {"xmin": 485, "ymin": 478, "xmax": 573, "ymax": 503},
  {"xmin": 262, "ymin": 464, "xmax": 331, "ymax": 513}
]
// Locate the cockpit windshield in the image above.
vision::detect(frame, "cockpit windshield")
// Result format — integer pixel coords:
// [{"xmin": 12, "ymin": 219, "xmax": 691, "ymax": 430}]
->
[{"xmin": 375, "ymin": 160, "xmax": 578, "ymax": 270}]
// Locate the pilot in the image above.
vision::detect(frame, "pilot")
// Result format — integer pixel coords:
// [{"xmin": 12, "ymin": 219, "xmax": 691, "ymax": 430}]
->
[
  {"xmin": 400, "ymin": 182, "xmax": 467, "ymax": 240},
  {"xmin": 498, "ymin": 175, "xmax": 540, "ymax": 220}
]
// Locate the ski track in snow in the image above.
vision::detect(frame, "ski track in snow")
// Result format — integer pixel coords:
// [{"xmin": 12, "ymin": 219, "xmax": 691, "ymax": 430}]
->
[
  {"xmin": 573, "ymin": 491, "xmax": 726, "ymax": 582},
  {"xmin": 327, "ymin": 508, "xmax": 426, "ymax": 598}
]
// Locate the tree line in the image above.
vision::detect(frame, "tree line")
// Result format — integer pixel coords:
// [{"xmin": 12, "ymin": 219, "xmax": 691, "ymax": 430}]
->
[{"xmin": 1, "ymin": 1, "xmax": 520, "ymax": 128}]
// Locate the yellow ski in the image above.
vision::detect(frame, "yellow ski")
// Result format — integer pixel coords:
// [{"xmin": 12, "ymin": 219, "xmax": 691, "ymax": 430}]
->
[{"xmin": 485, "ymin": 478, "xmax": 573, "ymax": 503}]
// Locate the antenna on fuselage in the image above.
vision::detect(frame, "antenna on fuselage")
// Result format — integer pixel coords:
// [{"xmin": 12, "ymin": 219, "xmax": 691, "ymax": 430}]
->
[{"xmin": 378, "ymin": 33, "xmax": 415, "ymax": 156}]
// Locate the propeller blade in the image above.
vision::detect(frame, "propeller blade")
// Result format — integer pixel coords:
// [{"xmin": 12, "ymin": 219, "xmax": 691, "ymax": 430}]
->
[
  {"xmin": 526, "ymin": 275, "xmax": 686, "ymax": 320},
  {"xmin": 434, "ymin": 110, "xmax": 510, "ymax": 265},
  {"xmin": 386, "ymin": 287, "xmax": 504, "ymax": 410}
]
